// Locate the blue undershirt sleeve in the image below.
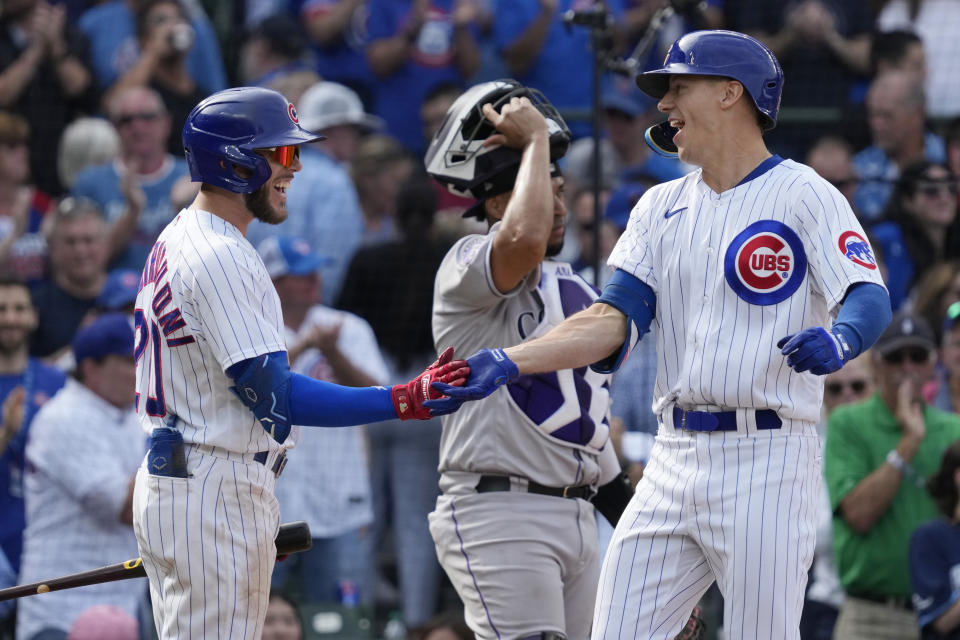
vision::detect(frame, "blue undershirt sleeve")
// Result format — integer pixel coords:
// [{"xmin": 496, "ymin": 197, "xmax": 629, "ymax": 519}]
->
[
  {"xmin": 227, "ymin": 353, "xmax": 397, "ymax": 439},
  {"xmin": 832, "ymin": 282, "xmax": 892, "ymax": 359},
  {"xmin": 590, "ymin": 269, "xmax": 657, "ymax": 374},
  {"xmin": 288, "ymin": 373, "xmax": 396, "ymax": 427}
]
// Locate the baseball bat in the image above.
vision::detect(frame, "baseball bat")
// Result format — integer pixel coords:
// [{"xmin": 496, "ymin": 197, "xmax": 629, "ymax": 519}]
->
[{"xmin": 0, "ymin": 520, "xmax": 312, "ymax": 603}]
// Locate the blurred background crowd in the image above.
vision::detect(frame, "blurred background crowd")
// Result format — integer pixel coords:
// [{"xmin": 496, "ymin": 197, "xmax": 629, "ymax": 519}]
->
[{"xmin": 1, "ymin": 0, "xmax": 960, "ymax": 639}]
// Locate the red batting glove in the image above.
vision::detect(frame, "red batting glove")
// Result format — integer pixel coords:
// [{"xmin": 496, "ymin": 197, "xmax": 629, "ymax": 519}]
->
[{"xmin": 391, "ymin": 347, "xmax": 470, "ymax": 420}]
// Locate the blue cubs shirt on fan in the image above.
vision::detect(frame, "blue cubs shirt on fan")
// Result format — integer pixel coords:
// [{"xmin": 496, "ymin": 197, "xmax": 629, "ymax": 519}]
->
[
  {"xmin": 909, "ymin": 519, "xmax": 960, "ymax": 639},
  {"xmin": 78, "ymin": 0, "xmax": 227, "ymax": 93},
  {"xmin": 366, "ymin": 0, "xmax": 480, "ymax": 154},
  {"xmin": 0, "ymin": 360, "xmax": 66, "ymax": 573},
  {"xmin": 492, "ymin": 0, "xmax": 624, "ymax": 140},
  {"xmin": 71, "ymin": 157, "xmax": 190, "ymax": 271},
  {"xmin": 292, "ymin": 0, "xmax": 376, "ymax": 104}
]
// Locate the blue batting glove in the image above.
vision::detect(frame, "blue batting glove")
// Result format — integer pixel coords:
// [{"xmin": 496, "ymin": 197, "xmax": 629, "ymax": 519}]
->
[
  {"xmin": 430, "ymin": 348, "xmax": 520, "ymax": 401},
  {"xmin": 777, "ymin": 327, "xmax": 852, "ymax": 375},
  {"xmin": 422, "ymin": 396, "xmax": 466, "ymax": 416}
]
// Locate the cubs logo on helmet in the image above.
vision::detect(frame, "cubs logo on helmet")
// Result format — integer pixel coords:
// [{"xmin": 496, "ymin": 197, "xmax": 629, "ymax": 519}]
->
[
  {"xmin": 724, "ymin": 220, "xmax": 807, "ymax": 305},
  {"xmin": 837, "ymin": 231, "xmax": 877, "ymax": 270},
  {"xmin": 288, "ymin": 103, "xmax": 299, "ymax": 124}
]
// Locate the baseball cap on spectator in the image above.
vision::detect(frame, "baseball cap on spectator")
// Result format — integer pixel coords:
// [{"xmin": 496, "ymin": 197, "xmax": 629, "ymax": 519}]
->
[
  {"xmin": 72, "ymin": 313, "xmax": 135, "ymax": 364},
  {"xmin": 67, "ymin": 604, "xmax": 138, "ymax": 640},
  {"xmin": 604, "ymin": 182, "xmax": 647, "ymax": 230},
  {"xmin": 96, "ymin": 268, "xmax": 141, "ymax": 310},
  {"xmin": 298, "ymin": 82, "xmax": 384, "ymax": 134},
  {"xmin": 248, "ymin": 14, "xmax": 307, "ymax": 61},
  {"xmin": 873, "ymin": 311, "xmax": 936, "ymax": 356},
  {"xmin": 944, "ymin": 301, "xmax": 960, "ymax": 334},
  {"xmin": 258, "ymin": 236, "xmax": 331, "ymax": 279}
]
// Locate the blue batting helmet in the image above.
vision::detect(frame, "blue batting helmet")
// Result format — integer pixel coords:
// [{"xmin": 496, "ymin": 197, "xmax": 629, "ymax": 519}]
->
[
  {"xmin": 635, "ymin": 30, "xmax": 784, "ymax": 131},
  {"xmin": 182, "ymin": 87, "xmax": 325, "ymax": 194}
]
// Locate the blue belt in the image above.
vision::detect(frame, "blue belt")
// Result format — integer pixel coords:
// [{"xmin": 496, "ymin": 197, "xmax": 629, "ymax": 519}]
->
[
  {"xmin": 672, "ymin": 407, "xmax": 782, "ymax": 432},
  {"xmin": 253, "ymin": 450, "xmax": 288, "ymax": 478}
]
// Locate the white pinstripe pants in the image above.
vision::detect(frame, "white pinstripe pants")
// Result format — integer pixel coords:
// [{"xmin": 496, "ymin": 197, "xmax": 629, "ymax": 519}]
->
[
  {"xmin": 592, "ymin": 429, "xmax": 821, "ymax": 640},
  {"xmin": 132, "ymin": 450, "xmax": 281, "ymax": 639}
]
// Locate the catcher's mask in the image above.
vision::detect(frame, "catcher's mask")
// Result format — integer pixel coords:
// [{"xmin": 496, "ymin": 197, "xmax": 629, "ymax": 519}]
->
[{"xmin": 424, "ymin": 79, "xmax": 571, "ymax": 218}]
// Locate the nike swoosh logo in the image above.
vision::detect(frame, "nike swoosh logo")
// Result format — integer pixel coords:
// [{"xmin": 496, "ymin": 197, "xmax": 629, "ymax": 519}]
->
[{"xmin": 664, "ymin": 207, "xmax": 687, "ymax": 219}]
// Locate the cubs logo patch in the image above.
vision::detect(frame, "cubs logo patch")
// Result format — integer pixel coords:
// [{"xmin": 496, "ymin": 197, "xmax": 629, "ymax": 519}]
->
[
  {"xmin": 287, "ymin": 103, "xmax": 299, "ymax": 124},
  {"xmin": 838, "ymin": 231, "xmax": 877, "ymax": 270},
  {"xmin": 724, "ymin": 220, "xmax": 807, "ymax": 305}
]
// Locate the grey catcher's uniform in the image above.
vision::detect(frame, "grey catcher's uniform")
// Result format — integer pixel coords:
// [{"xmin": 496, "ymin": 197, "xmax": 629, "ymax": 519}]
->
[{"xmin": 430, "ymin": 223, "xmax": 622, "ymax": 640}]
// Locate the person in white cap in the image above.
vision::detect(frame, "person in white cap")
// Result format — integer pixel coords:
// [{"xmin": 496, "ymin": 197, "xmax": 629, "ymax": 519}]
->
[{"xmin": 247, "ymin": 81, "xmax": 382, "ymax": 306}]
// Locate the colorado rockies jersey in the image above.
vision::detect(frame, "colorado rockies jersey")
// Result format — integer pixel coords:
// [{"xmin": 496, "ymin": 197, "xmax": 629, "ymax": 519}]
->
[
  {"xmin": 433, "ymin": 224, "xmax": 620, "ymax": 491},
  {"xmin": 608, "ymin": 156, "xmax": 886, "ymax": 424},
  {"xmin": 134, "ymin": 208, "xmax": 296, "ymax": 455}
]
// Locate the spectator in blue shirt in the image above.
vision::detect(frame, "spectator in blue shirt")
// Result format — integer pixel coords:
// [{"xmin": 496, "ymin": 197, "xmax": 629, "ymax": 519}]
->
[
  {"xmin": 909, "ymin": 438, "xmax": 960, "ymax": 639},
  {"xmin": 366, "ymin": 0, "xmax": 482, "ymax": 154},
  {"xmin": 78, "ymin": 0, "xmax": 226, "ymax": 96},
  {"xmin": 100, "ymin": 0, "xmax": 212, "ymax": 158},
  {"xmin": 293, "ymin": 0, "xmax": 377, "ymax": 108},
  {"xmin": 237, "ymin": 13, "xmax": 313, "ymax": 87},
  {"xmin": 853, "ymin": 71, "xmax": 946, "ymax": 222},
  {"xmin": 0, "ymin": 277, "xmax": 66, "ymax": 575},
  {"xmin": 493, "ymin": 0, "xmax": 625, "ymax": 139},
  {"xmin": 71, "ymin": 86, "xmax": 192, "ymax": 271}
]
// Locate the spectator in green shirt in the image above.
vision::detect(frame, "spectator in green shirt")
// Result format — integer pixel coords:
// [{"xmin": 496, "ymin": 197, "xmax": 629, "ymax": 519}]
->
[{"xmin": 826, "ymin": 311, "xmax": 960, "ymax": 640}]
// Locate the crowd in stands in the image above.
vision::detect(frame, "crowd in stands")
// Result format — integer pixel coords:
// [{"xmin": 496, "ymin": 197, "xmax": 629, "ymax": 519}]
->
[{"xmin": 1, "ymin": 0, "xmax": 960, "ymax": 639}]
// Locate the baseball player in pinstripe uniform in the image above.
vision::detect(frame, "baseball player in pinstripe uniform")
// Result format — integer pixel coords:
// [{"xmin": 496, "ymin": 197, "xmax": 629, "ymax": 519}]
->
[
  {"xmin": 424, "ymin": 80, "xmax": 633, "ymax": 640},
  {"xmin": 435, "ymin": 32, "xmax": 894, "ymax": 639},
  {"xmin": 131, "ymin": 87, "xmax": 468, "ymax": 639}
]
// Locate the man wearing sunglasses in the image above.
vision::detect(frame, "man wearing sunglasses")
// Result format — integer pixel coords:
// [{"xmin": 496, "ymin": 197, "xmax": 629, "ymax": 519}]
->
[
  {"xmin": 71, "ymin": 86, "xmax": 193, "ymax": 272},
  {"xmin": 129, "ymin": 87, "xmax": 470, "ymax": 639},
  {"xmin": 825, "ymin": 312, "xmax": 960, "ymax": 640}
]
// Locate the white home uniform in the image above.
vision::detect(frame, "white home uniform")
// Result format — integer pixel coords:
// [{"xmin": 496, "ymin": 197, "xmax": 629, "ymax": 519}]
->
[
  {"xmin": 17, "ymin": 380, "xmax": 145, "ymax": 640},
  {"xmin": 593, "ymin": 157, "xmax": 886, "ymax": 640},
  {"xmin": 430, "ymin": 223, "xmax": 622, "ymax": 640},
  {"xmin": 132, "ymin": 209, "xmax": 296, "ymax": 639}
]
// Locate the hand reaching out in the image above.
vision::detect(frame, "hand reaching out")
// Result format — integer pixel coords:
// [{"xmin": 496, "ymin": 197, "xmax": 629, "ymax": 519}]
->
[
  {"xmin": 391, "ymin": 347, "xmax": 471, "ymax": 420},
  {"xmin": 431, "ymin": 348, "xmax": 519, "ymax": 401}
]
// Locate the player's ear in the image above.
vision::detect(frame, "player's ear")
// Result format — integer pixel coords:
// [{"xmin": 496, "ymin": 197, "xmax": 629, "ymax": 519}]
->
[{"xmin": 719, "ymin": 80, "xmax": 745, "ymax": 111}]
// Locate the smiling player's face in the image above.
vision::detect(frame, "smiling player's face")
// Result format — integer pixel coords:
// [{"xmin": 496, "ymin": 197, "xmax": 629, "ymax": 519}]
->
[
  {"xmin": 245, "ymin": 147, "xmax": 302, "ymax": 225},
  {"xmin": 656, "ymin": 75, "xmax": 728, "ymax": 165}
]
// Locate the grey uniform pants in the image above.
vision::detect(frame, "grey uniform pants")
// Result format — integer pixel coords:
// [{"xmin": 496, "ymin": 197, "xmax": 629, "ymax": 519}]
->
[{"xmin": 430, "ymin": 490, "xmax": 599, "ymax": 640}]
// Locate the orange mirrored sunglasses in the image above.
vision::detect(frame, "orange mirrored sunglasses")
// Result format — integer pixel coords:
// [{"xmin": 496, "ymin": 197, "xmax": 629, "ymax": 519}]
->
[{"xmin": 260, "ymin": 145, "xmax": 300, "ymax": 168}]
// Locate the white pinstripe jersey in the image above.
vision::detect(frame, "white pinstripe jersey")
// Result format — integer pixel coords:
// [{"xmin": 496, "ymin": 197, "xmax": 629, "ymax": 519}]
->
[
  {"xmin": 608, "ymin": 157, "xmax": 886, "ymax": 424},
  {"xmin": 134, "ymin": 208, "xmax": 297, "ymax": 455}
]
